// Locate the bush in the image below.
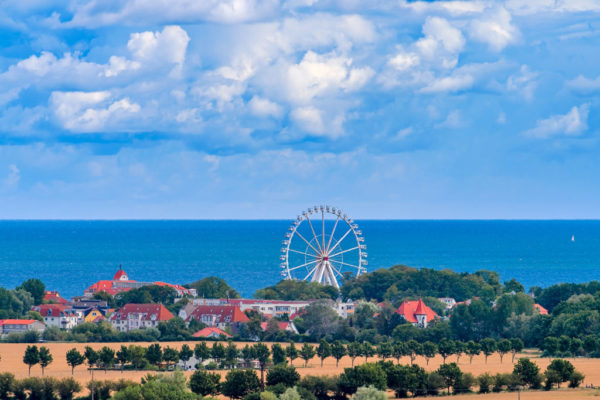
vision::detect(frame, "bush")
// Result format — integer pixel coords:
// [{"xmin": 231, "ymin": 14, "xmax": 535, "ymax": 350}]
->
[
  {"xmin": 350, "ymin": 386, "xmax": 387, "ymax": 400},
  {"xmin": 477, "ymin": 373, "xmax": 493, "ymax": 394},
  {"xmin": 513, "ymin": 358, "xmax": 542, "ymax": 389},
  {"xmin": 222, "ymin": 369, "xmax": 261, "ymax": 399},
  {"xmin": 568, "ymin": 371, "xmax": 585, "ymax": 388},
  {"xmin": 280, "ymin": 387, "xmax": 301, "ymax": 400},
  {"xmin": 298, "ymin": 376, "xmax": 337, "ymax": 400},
  {"xmin": 189, "ymin": 370, "xmax": 220, "ymax": 396},
  {"xmin": 0, "ymin": 373, "xmax": 15, "ymax": 400},
  {"xmin": 57, "ymin": 377, "xmax": 82, "ymax": 400},
  {"xmin": 454, "ymin": 373, "xmax": 476, "ymax": 395},
  {"xmin": 338, "ymin": 363, "xmax": 387, "ymax": 396},
  {"xmin": 266, "ymin": 365, "xmax": 300, "ymax": 388}
]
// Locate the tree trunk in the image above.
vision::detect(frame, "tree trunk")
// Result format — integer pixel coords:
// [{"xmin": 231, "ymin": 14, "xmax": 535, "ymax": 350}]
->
[
  {"xmin": 260, "ymin": 367, "xmax": 265, "ymax": 390},
  {"xmin": 28, "ymin": 365, "xmax": 31, "ymax": 377},
  {"xmin": 72, "ymin": 366, "xmax": 74, "ymax": 376}
]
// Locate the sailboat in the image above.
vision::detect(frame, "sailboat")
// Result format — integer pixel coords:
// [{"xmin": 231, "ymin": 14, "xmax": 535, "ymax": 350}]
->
[{"xmin": 571, "ymin": 235, "xmax": 575, "ymax": 242}]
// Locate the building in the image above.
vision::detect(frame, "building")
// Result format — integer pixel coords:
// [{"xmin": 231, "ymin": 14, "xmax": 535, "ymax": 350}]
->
[
  {"xmin": 43, "ymin": 291, "xmax": 69, "ymax": 305},
  {"xmin": 183, "ymin": 305, "xmax": 249, "ymax": 333},
  {"xmin": 84, "ymin": 266, "xmax": 197, "ymax": 298},
  {"xmin": 31, "ymin": 304, "xmax": 80, "ymax": 330},
  {"xmin": 260, "ymin": 320, "xmax": 299, "ymax": 334},
  {"xmin": 192, "ymin": 327, "xmax": 232, "ymax": 339},
  {"xmin": 396, "ymin": 299, "xmax": 438, "ymax": 328},
  {"xmin": 109, "ymin": 303, "xmax": 174, "ymax": 332},
  {"xmin": 534, "ymin": 304, "xmax": 549, "ymax": 315},
  {"xmin": 84, "ymin": 308, "xmax": 106, "ymax": 323},
  {"xmin": 438, "ymin": 297, "xmax": 457, "ymax": 310},
  {"xmin": 0, "ymin": 319, "xmax": 45, "ymax": 336},
  {"xmin": 191, "ymin": 298, "xmax": 312, "ymax": 318}
]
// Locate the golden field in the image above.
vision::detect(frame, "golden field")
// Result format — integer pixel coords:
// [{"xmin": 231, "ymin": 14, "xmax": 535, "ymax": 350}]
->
[{"xmin": 1, "ymin": 342, "xmax": 599, "ymax": 399}]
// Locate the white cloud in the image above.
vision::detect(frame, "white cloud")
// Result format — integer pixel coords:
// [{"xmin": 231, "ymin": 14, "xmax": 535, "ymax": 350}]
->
[
  {"xmin": 566, "ymin": 74, "xmax": 600, "ymax": 94},
  {"xmin": 4, "ymin": 164, "xmax": 20, "ymax": 187},
  {"xmin": 525, "ymin": 104, "xmax": 590, "ymax": 138},
  {"xmin": 506, "ymin": 0, "xmax": 600, "ymax": 15},
  {"xmin": 507, "ymin": 65, "xmax": 538, "ymax": 100},
  {"xmin": 248, "ymin": 96, "xmax": 283, "ymax": 118},
  {"xmin": 435, "ymin": 110, "xmax": 464, "ymax": 129},
  {"xmin": 50, "ymin": 91, "xmax": 140, "ymax": 132},
  {"xmin": 389, "ymin": 52, "xmax": 420, "ymax": 71},
  {"xmin": 469, "ymin": 7, "xmax": 519, "ymax": 51},
  {"xmin": 104, "ymin": 56, "xmax": 141, "ymax": 77},
  {"xmin": 291, "ymin": 106, "xmax": 325, "ymax": 134},
  {"xmin": 127, "ymin": 25, "xmax": 190, "ymax": 67},
  {"xmin": 420, "ymin": 74, "xmax": 474, "ymax": 93}
]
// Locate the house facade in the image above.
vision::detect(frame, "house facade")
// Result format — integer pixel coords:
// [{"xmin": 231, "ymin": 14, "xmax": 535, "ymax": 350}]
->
[
  {"xmin": 0, "ymin": 319, "xmax": 45, "ymax": 336},
  {"xmin": 183, "ymin": 304, "xmax": 249, "ymax": 333},
  {"xmin": 109, "ymin": 303, "xmax": 174, "ymax": 332},
  {"xmin": 31, "ymin": 304, "xmax": 80, "ymax": 330},
  {"xmin": 396, "ymin": 299, "xmax": 438, "ymax": 328}
]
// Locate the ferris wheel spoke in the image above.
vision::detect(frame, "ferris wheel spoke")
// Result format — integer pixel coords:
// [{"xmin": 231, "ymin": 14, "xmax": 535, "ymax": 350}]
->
[
  {"xmin": 288, "ymin": 248, "xmax": 318, "ymax": 257},
  {"xmin": 303, "ymin": 264, "xmax": 319, "ymax": 280},
  {"xmin": 321, "ymin": 209, "xmax": 326, "ymax": 252},
  {"xmin": 329, "ymin": 259, "xmax": 361, "ymax": 270},
  {"xmin": 294, "ymin": 230, "xmax": 321, "ymax": 255},
  {"xmin": 325, "ymin": 216, "xmax": 340, "ymax": 253},
  {"xmin": 327, "ymin": 228, "xmax": 353, "ymax": 255},
  {"xmin": 288, "ymin": 259, "xmax": 319, "ymax": 271},
  {"xmin": 305, "ymin": 214, "xmax": 323, "ymax": 254},
  {"xmin": 328, "ymin": 246, "xmax": 359, "ymax": 258},
  {"xmin": 326, "ymin": 262, "xmax": 344, "ymax": 278}
]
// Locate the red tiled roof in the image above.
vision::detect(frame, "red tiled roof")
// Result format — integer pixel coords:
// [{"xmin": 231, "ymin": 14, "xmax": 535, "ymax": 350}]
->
[
  {"xmin": 113, "ymin": 268, "xmax": 128, "ymax": 281},
  {"xmin": 193, "ymin": 327, "xmax": 231, "ymax": 338},
  {"xmin": 32, "ymin": 304, "xmax": 76, "ymax": 318},
  {"xmin": 396, "ymin": 300, "xmax": 438, "ymax": 323},
  {"xmin": 260, "ymin": 321, "xmax": 292, "ymax": 331},
  {"xmin": 186, "ymin": 305, "xmax": 250, "ymax": 324},
  {"xmin": 0, "ymin": 319, "xmax": 38, "ymax": 325},
  {"xmin": 534, "ymin": 304, "xmax": 548, "ymax": 315},
  {"xmin": 43, "ymin": 291, "xmax": 69, "ymax": 305},
  {"xmin": 109, "ymin": 304, "xmax": 174, "ymax": 322}
]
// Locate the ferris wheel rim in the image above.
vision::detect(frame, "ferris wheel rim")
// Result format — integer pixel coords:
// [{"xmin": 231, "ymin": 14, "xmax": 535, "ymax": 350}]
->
[{"xmin": 280, "ymin": 205, "xmax": 367, "ymax": 287}]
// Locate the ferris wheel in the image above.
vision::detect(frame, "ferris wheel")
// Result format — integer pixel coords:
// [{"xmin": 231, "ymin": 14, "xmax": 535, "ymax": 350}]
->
[{"xmin": 280, "ymin": 205, "xmax": 367, "ymax": 288}]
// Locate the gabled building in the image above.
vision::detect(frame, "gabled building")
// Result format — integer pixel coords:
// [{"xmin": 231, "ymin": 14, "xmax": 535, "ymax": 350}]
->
[
  {"xmin": 43, "ymin": 291, "xmax": 69, "ymax": 305},
  {"xmin": 396, "ymin": 299, "xmax": 438, "ymax": 328},
  {"xmin": 534, "ymin": 304, "xmax": 548, "ymax": 315},
  {"xmin": 183, "ymin": 305, "xmax": 249, "ymax": 333},
  {"xmin": 260, "ymin": 320, "xmax": 299, "ymax": 334},
  {"xmin": 32, "ymin": 304, "xmax": 80, "ymax": 330},
  {"xmin": 109, "ymin": 303, "xmax": 174, "ymax": 332},
  {"xmin": 0, "ymin": 319, "xmax": 45, "ymax": 336},
  {"xmin": 193, "ymin": 327, "xmax": 232, "ymax": 339}
]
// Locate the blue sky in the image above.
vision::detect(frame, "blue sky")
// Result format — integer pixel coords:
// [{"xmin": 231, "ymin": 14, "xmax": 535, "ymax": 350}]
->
[{"xmin": 1, "ymin": 0, "xmax": 600, "ymax": 219}]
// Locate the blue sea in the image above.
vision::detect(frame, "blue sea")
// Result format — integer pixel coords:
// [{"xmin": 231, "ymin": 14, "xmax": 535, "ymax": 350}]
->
[{"xmin": 0, "ymin": 220, "xmax": 599, "ymax": 299}]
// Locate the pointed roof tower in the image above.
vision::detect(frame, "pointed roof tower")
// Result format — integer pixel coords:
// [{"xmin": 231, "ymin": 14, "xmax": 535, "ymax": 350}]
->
[
  {"xmin": 415, "ymin": 299, "xmax": 427, "ymax": 315},
  {"xmin": 113, "ymin": 265, "xmax": 129, "ymax": 281}
]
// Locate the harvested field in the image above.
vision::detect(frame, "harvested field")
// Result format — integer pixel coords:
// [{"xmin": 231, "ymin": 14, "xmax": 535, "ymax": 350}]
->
[{"xmin": 1, "ymin": 342, "xmax": 599, "ymax": 398}]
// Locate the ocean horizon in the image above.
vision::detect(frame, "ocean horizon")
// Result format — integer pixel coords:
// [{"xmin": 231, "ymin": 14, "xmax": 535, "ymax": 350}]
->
[{"xmin": 1, "ymin": 220, "xmax": 599, "ymax": 299}]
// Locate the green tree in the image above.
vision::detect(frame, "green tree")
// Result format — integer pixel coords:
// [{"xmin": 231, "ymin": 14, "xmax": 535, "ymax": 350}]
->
[
  {"xmin": 222, "ymin": 369, "xmax": 260, "ymax": 399},
  {"xmin": 266, "ymin": 364, "xmax": 300, "ymax": 388},
  {"xmin": 179, "ymin": 344, "xmax": 193, "ymax": 370},
  {"xmin": 211, "ymin": 342, "xmax": 226, "ymax": 364},
  {"xmin": 23, "ymin": 345, "xmax": 40, "ymax": 376},
  {"xmin": 497, "ymin": 339, "xmax": 512, "ymax": 364},
  {"xmin": 56, "ymin": 377, "xmax": 82, "ymax": 400},
  {"xmin": 186, "ymin": 276, "xmax": 240, "ymax": 299},
  {"xmin": 513, "ymin": 358, "xmax": 541, "ymax": 389},
  {"xmin": 437, "ymin": 339, "xmax": 455, "ymax": 364},
  {"xmin": 17, "ymin": 279, "xmax": 45, "ymax": 305},
  {"xmin": 116, "ymin": 346, "xmax": 130, "ymax": 372},
  {"xmin": 189, "ymin": 370, "xmax": 221, "ymax": 396},
  {"xmin": 437, "ymin": 362, "xmax": 462, "ymax": 395},
  {"xmin": 38, "ymin": 346, "xmax": 53, "ymax": 376},
  {"xmin": 338, "ymin": 363, "xmax": 387, "ymax": 396},
  {"xmin": 545, "ymin": 359, "xmax": 575, "ymax": 388},
  {"xmin": 145, "ymin": 343, "xmax": 163, "ymax": 367},
  {"xmin": 194, "ymin": 342, "xmax": 211, "ymax": 364},
  {"xmin": 361, "ymin": 342, "xmax": 375, "ymax": 363},
  {"xmin": 465, "ymin": 341, "xmax": 481, "ymax": 364},
  {"xmin": 422, "ymin": 341, "xmax": 437, "ymax": 366},
  {"xmin": 331, "ymin": 341, "xmax": 347, "ymax": 367},
  {"xmin": 66, "ymin": 348, "xmax": 85, "ymax": 376},
  {"xmin": 316, "ymin": 340, "xmax": 331, "ymax": 367},
  {"xmin": 271, "ymin": 343, "xmax": 286, "ymax": 365},
  {"xmin": 163, "ymin": 347, "xmax": 180, "ymax": 369},
  {"xmin": 510, "ymin": 338, "xmax": 524, "ymax": 363},
  {"xmin": 253, "ymin": 343, "xmax": 271, "ymax": 389},
  {"xmin": 224, "ymin": 341, "xmax": 239, "ymax": 369},
  {"xmin": 300, "ymin": 343, "xmax": 316, "ymax": 367},
  {"xmin": 98, "ymin": 346, "xmax": 115, "ymax": 373},
  {"xmin": 350, "ymin": 385, "xmax": 387, "ymax": 400},
  {"xmin": 128, "ymin": 345, "xmax": 146, "ymax": 369},
  {"xmin": 242, "ymin": 344, "xmax": 256, "ymax": 366},
  {"xmin": 376, "ymin": 341, "xmax": 393, "ymax": 361},
  {"xmin": 286, "ymin": 342, "xmax": 299, "ymax": 366},
  {"xmin": 0, "ymin": 372, "xmax": 15, "ymax": 400},
  {"xmin": 84, "ymin": 346, "xmax": 99, "ymax": 369},
  {"xmin": 479, "ymin": 338, "xmax": 497, "ymax": 364},
  {"xmin": 405, "ymin": 340, "xmax": 422, "ymax": 365},
  {"xmin": 347, "ymin": 342, "xmax": 362, "ymax": 367}
]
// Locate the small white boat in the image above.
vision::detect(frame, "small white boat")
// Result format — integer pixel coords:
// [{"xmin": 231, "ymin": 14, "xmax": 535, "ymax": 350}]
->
[{"xmin": 571, "ymin": 235, "xmax": 575, "ymax": 242}]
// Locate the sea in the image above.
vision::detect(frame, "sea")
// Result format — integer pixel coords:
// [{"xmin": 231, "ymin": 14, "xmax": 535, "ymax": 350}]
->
[{"xmin": 0, "ymin": 220, "xmax": 599, "ymax": 299}]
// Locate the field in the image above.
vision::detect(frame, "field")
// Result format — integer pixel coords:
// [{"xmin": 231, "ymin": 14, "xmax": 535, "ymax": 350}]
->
[{"xmin": 1, "ymin": 342, "xmax": 599, "ymax": 399}]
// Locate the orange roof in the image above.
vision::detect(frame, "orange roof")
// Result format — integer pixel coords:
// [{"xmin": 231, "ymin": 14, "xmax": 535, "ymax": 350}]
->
[
  {"xmin": 534, "ymin": 304, "xmax": 548, "ymax": 315},
  {"xmin": 193, "ymin": 327, "xmax": 231, "ymax": 338},
  {"xmin": 396, "ymin": 299, "xmax": 438, "ymax": 323},
  {"xmin": 113, "ymin": 267, "xmax": 128, "ymax": 281},
  {"xmin": 187, "ymin": 305, "xmax": 250, "ymax": 324},
  {"xmin": 43, "ymin": 291, "xmax": 69, "ymax": 305},
  {"xmin": 0, "ymin": 319, "xmax": 38, "ymax": 325},
  {"xmin": 260, "ymin": 321, "xmax": 292, "ymax": 331},
  {"xmin": 32, "ymin": 304, "xmax": 76, "ymax": 318},
  {"xmin": 109, "ymin": 304, "xmax": 174, "ymax": 322}
]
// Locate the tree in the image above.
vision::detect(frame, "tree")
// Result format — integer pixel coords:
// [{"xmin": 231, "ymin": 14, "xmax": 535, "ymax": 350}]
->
[
  {"xmin": 145, "ymin": 343, "xmax": 163, "ymax": 367},
  {"xmin": 465, "ymin": 341, "xmax": 481, "ymax": 364},
  {"xmin": 437, "ymin": 340, "xmax": 455, "ymax": 364},
  {"xmin": 350, "ymin": 385, "xmax": 387, "ymax": 400},
  {"xmin": 221, "ymin": 369, "xmax": 260, "ymax": 399},
  {"xmin": 84, "ymin": 346, "xmax": 98, "ymax": 371},
  {"xmin": 66, "ymin": 348, "xmax": 85, "ymax": 376},
  {"xmin": 116, "ymin": 346, "xmax": 130, "ymax": 372},
  {"xmin": 56, "ymin": 377, "xmax": 82, "ymax": 400},
  {"xmin": 211, "ymin": 342, "xmax": 226, "ymax": 364},
  {"xmin": 224, "ymin": 341, "xmax": 239, "ymax": 369},
  {"xmin": 266, "ymin": 364, "xmax": 300, "ymax": 388},
  {"xmin": 286, "ymin": 342, "xmax": 299, "ymax": 366},
  {"xmin": 437, "ymin": 362, "xmax": 462, "ymax": 395},
  {"xmin": 497, "ymin": 339, "xmax": 512, "ymax": 364},
  {"xmin": 347, "ymin": 342, "xmax": 361, "ymax": 367},
  {"xmin": 300, "ymin": 343, "xmax": 316, "ymax": 367},
  {"xmin": 338, "ymin": 363, "xmax": 387, "ymax": 396},
  {"xmin": 0, "ymin": 372, "xmax": 14, "ymax": 400},
  {"xmin": 189, "ymin": 370, "xmax": 221, "ymax": 396},
  {"xmin": 17, "ymin": 279, "xmax": 45, "ymax": 305},
  {"xmin": 510, "ymin": 338, "xmax": 524, "ymax": 363},
  {"xmin": 241, "ymin": 345, "xmax": 256, "ymax": 366},
  {"xmin": 38, "ymin": 346, "xmax": 53, "ymax": 376},
  {"xmin": 331, "ymin": 341, "xmax": 347, "ymax": 367},
  {"xmin": 361, "ymin": 342, "xmax": 375, "ymax": 363},
  {"xmin": 194, "ymin": 342, "xmax": 211, "ymax": 364},
  {"xmin": 301, "ymin": 300, "xmax": 340, "ymax": 339},
  {"xmin": 422, "ymin": 342, "xmax": 437, "ymax": 366},
  {"xmin": 479, "ymin": 338, "xmax": 497, "ymax": 364},
  {"xmin": 271, "ymin": 343, "xmax": 286, "ymax": 365},
  {"xmin": 98, "ymin": 346, "xmax": 115, "ymax": 373},
  {"xmin": 376, "ymin": 341, "xmax": 393, "ymax": 361},
  {"xmin": 179, "ymin": 344, "xmax": 193, "ymax": 370},
  {"xmin": 127, "ymin": 345, "xmax": 146, "ymax": 369},
  {"xmin": 316, "ymin": 340, "xmax": 331, "ymax": 367},
  {"xmin": 23, "ymin": 345, "xmax": 40, "ymax": 376},
  {"xmin": 545, "ymin": 359, "xmax": 575, "ymax": 388},
  {"xmin": 453, "ymin": 341, "xmax": 464, "ymax": 364},
  {"xmin": 513, "ymin": 358, "xmax": 541, "ymax": 389},
  {"xmin": 253, "ymin": 343, "xmax": 270, "ymax": 389},
  {"xmin": 405, "ymin": 340, "xmax": 422, "ymax": 365},
  {"xmin": 186, "ymin": 276, "xmax": 240, "ymax": 299},
  {"xmin": 163, "ymin": 347, "xmax": 180, "ymax": 369}
]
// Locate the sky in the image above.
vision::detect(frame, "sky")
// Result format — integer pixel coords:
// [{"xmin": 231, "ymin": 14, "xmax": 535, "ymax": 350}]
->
[{"xmin": 1, "ymin": 0, "xmax": 600, "ymax": 219}]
